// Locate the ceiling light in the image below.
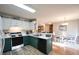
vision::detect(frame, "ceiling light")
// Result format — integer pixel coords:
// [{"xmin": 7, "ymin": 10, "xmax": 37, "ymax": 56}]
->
[
  {"xmin": 13, "ymin": 4, "xmax": 36, "ymax": 13},
  {"xmin": 61, "ymin": 23, "xmax": 69, "ymax": 25}
]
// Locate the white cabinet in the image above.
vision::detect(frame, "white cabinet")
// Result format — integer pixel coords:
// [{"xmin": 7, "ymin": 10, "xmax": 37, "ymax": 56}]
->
[
  {"xmin": 17, "ymin": 20, "xmax": 22, "ymax": 27},
  {"xmin": 2, "ymin": 17, "xmax": 35, "ymax": 31},
  {"xmin": 24, "ymin": 21, "xmax": 29, "ymax": 30},
  {"xmin": 2, "ymin": 18, "xmax": 12, "ymax": 30},
  {"xmin": 11, "ymin": 19, "xmax": 18, "ymax": 27},
  {"xmin": 29, "ymin": 21, "xmax": 36, "ymax": 30},
  {"xmin": 0, "ymin": 16, "xmax": 3, "ymax": 30},
  {"xmin": 29, "ymin": 22, "xmax": 33, "ymax": 30},
  {"xmin": 18, "ymin": 21, "xmax": 29, "ymax": 30},
  {"xmin": 2, "ymin": 18, "xmax": 36, "ymax": 30}
]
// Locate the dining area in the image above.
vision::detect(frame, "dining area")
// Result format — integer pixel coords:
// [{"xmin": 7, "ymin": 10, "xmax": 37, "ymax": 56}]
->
[{"xmin": 52, "ymin": 33, "xmax": 79, "ymax": 55}]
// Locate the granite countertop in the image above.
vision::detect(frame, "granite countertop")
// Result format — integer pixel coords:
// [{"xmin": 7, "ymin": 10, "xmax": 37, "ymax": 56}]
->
[
  {"xmin": 31, "ymin": 35, "xmax": 52, "ymax": 40},
  {"xmin": 4, "ymin": 33, "xmax": 52, "ymax": 40},
  {"xmin": 4, "ymin": 36, "xmax": 11, "ymax": 38},
  {"xmin": 23, "ymin": 34, "xmax": 52, "ymax": 40}
]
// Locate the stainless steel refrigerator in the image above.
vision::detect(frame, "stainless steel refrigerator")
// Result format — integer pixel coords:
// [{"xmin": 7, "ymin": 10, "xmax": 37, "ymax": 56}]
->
[{"xmin": 0, "ymin": 16, "xmax": 5, "ymax": 55}]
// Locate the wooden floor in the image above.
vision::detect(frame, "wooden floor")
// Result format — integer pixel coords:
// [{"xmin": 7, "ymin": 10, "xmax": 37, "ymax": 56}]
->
[{"xmin": 53, "ymin": 44, "xmax": 79, "ymax": 55}]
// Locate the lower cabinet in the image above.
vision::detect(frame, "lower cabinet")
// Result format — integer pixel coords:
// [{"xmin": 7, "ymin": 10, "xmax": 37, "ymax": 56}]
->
[
  {"xmin": 3, "ymin": 36, "xmax": 52, "ymax": 54},
  {"xmin": 38, "ymin": 38, "xmax": 47, "ymax": 54},
  {"xmin": 23, "ymin": 36, "xmax": 30, "ymax": 46},
  {"xmin": 46, "ymin": 39, "xmax": 52, "ymax": 54},
  {"xmin": 23, "ymin": 36, "xmax": 52, "ymax": 54},
  {"xmin": 38, "ymin": 38, "xmax": 52, "ymax": 54},
  {"xmin": 3, "ymin": 38, "xmax": 11, "ymax": 52},
  {"xmin": 29, "ymin": 36, "xmax": 38, "ymax": 48},
  {"xmin": 23, "ymin": 36, "xmax": 38, "ymax": 49}
]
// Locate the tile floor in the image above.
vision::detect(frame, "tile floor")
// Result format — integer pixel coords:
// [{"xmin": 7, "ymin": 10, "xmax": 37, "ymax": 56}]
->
[{"xmin": 3, "ymin": 45, "xmax": 45, "ymax": 55}]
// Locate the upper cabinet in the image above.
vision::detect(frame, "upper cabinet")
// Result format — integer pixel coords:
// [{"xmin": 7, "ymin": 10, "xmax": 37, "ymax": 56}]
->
[
  {"xmin": 45, "ymin": 24, "xmax": 53, "ymax": 33},
  {"xmin": 29, "ymin": 21, "xmax": 37, "ymax": 31},
  {"xmin": 2, "ymin": 17, "xmax": 36, "ymax": 31},
  {"xmin": 38, "ymin": 24, "xmax": 53, "ymax": 33},
  {"xmin": 11, "ymin": 19, "xmax": 18, "ymax": 27},
  {"xmin": 38, "ymin": 25, "xmax": 44, "ymax": 32},
  {"xmin": 22, "ymin": 21, "xmax": 30, "ymax": 30},
  {"xmin": 0, "ymin": 16, "xmax": 3, "ymax": 30},
  {"xmin": 2, "ymin": 18, "xmax": 12, "ymax": 30},
  {"xmin": 2, "ymin": 18, "xmax": 20, "ymax": 30}
]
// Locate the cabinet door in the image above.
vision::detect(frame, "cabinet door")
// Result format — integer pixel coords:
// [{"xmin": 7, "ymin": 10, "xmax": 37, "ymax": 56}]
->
[
  {"xmin": 23, "ymin": 36, "xmax": 29, "ymax": 46},
  {"xmin": 46, "ymin": 39, "xmax": 52, "ymax": 54},
  {"xmin": 2, "ymin": 18, "xmax": 12, "ymax": 29},
  {"xmin": 11, "ymin": 19, "xmax": 18, "ymax": 26},
  {"xmin": 38, "ymin": 38, "xmax": 47, "ymax": 54},
  {"xmin": 3, "ymin": 38, "xmax": 11, "ymax": 52},
  {"xmin": 30, "ymin": 36, "xmax": 38, "ymax": 48}
]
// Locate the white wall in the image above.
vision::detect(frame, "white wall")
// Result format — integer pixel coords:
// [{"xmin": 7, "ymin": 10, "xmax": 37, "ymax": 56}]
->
[
  {"xmin": 53, "ymin": 20, "xmax": 79, "ymax": 37},
  {"xmin": 77, "ymin": 20, "xmax": 79, "ymax": 36}
]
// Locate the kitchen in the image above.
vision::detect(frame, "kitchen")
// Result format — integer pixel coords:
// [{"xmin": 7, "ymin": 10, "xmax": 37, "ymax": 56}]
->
[
  {"xmin": 0, "ymin": 15, "xmax": 52, "ymax": 55},
  {"xmin": 0, "ymin": 4, "xmax": 53, "ymax": 55},
  {"xmin": 0, "ymin": 4, "xmax": 79, "ymax": 55}
]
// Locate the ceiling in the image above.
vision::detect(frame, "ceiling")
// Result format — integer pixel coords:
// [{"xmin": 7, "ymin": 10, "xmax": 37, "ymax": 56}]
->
[
  {"xmin": 0, "ymin": 4, "xmax": 79, "ymax": 24},
  {"xmin": 0, "ymin": 4, "xmax": 36, "ymax": 19}
]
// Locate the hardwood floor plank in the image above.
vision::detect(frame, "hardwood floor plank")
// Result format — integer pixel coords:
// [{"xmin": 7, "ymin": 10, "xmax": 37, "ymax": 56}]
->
[{"xmin": 53, "ymin": 44, "xmax": 79, "ymax": 55}]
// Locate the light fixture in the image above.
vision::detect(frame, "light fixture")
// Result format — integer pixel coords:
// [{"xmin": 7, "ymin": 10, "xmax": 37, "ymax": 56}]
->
[
  {"xmin": 61, "ymin": 23, "xmax": 68, "ymax": 25},
  {"xmin": 61, "ymin": 17, "xmax": 69, "ymax": 25},
  {"xmin": 13, "ymin": 4, "xmax": 36, "ymax": 13}
]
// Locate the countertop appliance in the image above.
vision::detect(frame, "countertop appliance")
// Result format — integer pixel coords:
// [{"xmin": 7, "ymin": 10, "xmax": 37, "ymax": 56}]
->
[{"xmin": 10, "ymin": 32, "xmax": 23, "ymax": 50}]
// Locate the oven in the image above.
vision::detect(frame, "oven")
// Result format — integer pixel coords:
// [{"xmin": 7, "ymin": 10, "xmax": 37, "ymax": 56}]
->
[
  {"xmin": 12, "ymin": 37, "xmax": 23, "ymax": 47},
  {"xmin": 10, "ymin": 32, "xmax": 23, "ymax": 50}
]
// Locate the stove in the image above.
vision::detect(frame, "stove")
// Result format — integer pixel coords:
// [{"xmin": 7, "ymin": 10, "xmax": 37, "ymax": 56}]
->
[{"xmin": 10, "ymin": 32, "xmax": 24, "ymax": 50}]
